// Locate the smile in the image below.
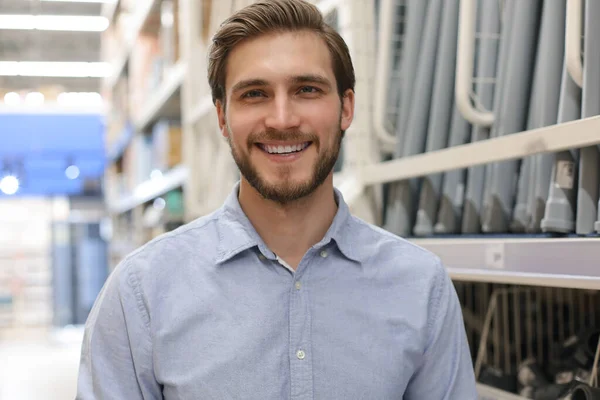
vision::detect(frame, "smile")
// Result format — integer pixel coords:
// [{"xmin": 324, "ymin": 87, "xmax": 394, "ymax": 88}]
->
[{"xmin": 256, "ymin": 142, "xmax": 312, "ymax": 155}]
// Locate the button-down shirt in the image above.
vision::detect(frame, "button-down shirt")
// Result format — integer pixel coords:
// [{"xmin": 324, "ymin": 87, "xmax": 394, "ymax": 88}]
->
[{"xmin": 77, "ymin": 183, "xmax": 478, "ymax": 399}]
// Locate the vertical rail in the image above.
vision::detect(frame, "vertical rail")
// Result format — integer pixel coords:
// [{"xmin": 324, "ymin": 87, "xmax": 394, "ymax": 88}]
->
[{"xmin": 455, "ymin": 0, "xmax": 495, "ymax": 125}]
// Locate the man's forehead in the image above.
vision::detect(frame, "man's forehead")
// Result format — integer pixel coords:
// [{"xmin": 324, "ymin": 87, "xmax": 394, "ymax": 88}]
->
[{"xmin": 225, "ymin": 30, "xmax": 335, "ymax": 88}]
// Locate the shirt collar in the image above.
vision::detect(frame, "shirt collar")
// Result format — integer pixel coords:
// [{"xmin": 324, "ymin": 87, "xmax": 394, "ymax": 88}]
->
[{"xmin": 215, "ymin": 181, "xmax": 361, "ymax": 264}]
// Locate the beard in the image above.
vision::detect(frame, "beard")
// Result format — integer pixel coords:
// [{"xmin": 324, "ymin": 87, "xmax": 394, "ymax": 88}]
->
[{"xmin": 227, "ymin": 124, "xmax": 343, "ymax": 205}]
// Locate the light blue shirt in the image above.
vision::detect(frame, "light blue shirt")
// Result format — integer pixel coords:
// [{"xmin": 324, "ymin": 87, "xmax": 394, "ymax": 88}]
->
[{"xmin": 77, "ymin": 183, "xmax": 477, "ymax": 399}]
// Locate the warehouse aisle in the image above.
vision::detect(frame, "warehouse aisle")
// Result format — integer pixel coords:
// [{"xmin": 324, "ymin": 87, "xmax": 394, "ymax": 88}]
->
[{"xmin": 0, "ymin": 327, "xmax": 83, "ymax": 400}]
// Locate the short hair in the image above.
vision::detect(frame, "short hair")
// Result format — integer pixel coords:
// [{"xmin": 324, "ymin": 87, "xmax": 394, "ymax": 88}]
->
[{"xmin": 207, "ymin": 0, "xmax": 355, "ymax": 105}]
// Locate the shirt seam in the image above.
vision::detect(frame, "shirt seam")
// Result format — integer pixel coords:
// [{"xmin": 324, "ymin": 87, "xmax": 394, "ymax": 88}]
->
[
  {"xmin": 424, "ymin": 258, "xmax": 445, "ymax": 359},
  {"xmin": 121, "ymin": 210, "xmax": 222, "ymax": 267}
]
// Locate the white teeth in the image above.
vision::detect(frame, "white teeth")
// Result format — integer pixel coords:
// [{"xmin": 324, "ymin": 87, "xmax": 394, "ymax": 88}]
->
[{"xmin": 263, "ymin": 143, "xmax": 309, "ymax": 154}]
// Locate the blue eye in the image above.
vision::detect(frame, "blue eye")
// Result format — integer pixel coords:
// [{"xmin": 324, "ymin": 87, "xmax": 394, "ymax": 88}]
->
[
  {"xmin": 299, "ymin": 86, "xmax": 319, "ymax": 93},
  {"xmin": 242, "ymin": 90, "xmax": 264, "ymax": 98}
]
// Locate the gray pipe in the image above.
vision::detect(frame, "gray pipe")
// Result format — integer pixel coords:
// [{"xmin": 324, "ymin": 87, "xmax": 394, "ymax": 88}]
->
[
  {"xmin": 527, "ymin": 1, "xmax": 565, "ymax": 233},
  {"xmin": 462, "ymin": 0, "xmax": 509, "ymax": 234},
  {"xmin": 384, "ymin": 0, "xmax": 443, "ymax": 237},
  {"xmin": 413, "ymin": 0, "xmax": 461, "ymax": 236},
  {"xmin": 433, "ymin": 105, "xmax": 471, "ymax": 234},
  {"xmin": 579, "ymin": 0, "xmax": 600, "ymax": 234},
  {"xmin": 481, "ymin": 0, "xmax": 542, "ymax": 233}
]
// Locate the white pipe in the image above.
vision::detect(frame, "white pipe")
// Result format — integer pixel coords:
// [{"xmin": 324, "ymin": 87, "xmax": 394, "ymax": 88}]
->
[
  {"xmin": 566, "ymin": 0, "xmax": 583, "ymax": 88},
  {"xmin": 372, "ymin": 0, "xmax": 398, "ymax": 153},
  {"xmin": 455, "ymin": 0, "xmax": 494, "ymax": 126}
]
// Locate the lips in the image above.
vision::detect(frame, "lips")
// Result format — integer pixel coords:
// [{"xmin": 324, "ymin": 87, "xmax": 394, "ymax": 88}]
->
[{"xmin": 256, "ymin": 142, "xmax": 312, "ymax": 156}]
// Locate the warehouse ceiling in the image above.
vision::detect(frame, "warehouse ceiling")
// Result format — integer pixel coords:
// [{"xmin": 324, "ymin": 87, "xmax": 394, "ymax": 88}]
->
[{"xmin": 0, "ymin": 0, "xmax": 103, "ymax": 94}]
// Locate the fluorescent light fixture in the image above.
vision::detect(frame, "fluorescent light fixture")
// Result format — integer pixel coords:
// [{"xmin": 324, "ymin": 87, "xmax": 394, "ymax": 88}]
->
[
  {"xmin": 0, "ymin": 176, "xmax": 19, "ymax": 195},
  {"xmin": 41, "ymin": 0, "xmax": 117, "ymax": 3},
  {"xmin": 25, "ymin": 92, "xmax": 45, "ymax": 106},
  {"xmin": 58, "ymin": 92, "xmax": 104, "ymax": 106},
  {"xmin": 0, "ymin": 62, "xmax": 110, "ymax": 78},
  {"xmin": 3, "ymin": 92, "xmax": 21, "ymax": 106},
  {"xmin": 0, "ymin": 15, "xmax": 109, "ymax": 32}
]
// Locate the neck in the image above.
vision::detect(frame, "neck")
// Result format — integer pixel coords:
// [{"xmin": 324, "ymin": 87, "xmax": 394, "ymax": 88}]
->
[{"xmin": 238, "ymin": 175, "xmax": 338, "ymax": 269}]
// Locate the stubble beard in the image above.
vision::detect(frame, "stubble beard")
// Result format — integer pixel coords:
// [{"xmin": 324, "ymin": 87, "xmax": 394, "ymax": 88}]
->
[{"xmin": 227, "ymin": 124, "xmax": 343, "ymax": 205}]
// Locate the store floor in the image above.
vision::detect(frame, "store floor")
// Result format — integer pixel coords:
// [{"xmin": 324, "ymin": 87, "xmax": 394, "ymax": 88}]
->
[{"xmin": 0, "ymin": 326, "xmax": 83, "ymax": 400}]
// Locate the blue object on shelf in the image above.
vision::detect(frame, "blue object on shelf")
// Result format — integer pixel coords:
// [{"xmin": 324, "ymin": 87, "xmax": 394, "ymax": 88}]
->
[{"xmin": 0, "ymin": 112, "xmax": 106, "ymax": 197}]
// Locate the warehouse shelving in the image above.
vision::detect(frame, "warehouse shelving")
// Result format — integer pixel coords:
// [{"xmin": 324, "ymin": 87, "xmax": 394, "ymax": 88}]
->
[
  {"xmin": 108, "ymin": 164, "xmax": 188, "ymax": 214},
  {"xmin": 353, "ymin": 115, "xmax": 600, "ymax": 186},
  {"xmin": 103, "ymin": 0, "xmax": 160, "ymax": 89},
  {"xmin": 186, "ymin": 95, "xmax": 213, "ymax": 126},
  {"xmin": 412, "ymin": 237, "xmax": 600, "ymax": 290},
  {"xmin": 102, "ymin": 0, "xmax": 187, "ymax": 269},
  {"xmin": 133, "ymin": 61, "xmax": 186, "ymax": 133}
]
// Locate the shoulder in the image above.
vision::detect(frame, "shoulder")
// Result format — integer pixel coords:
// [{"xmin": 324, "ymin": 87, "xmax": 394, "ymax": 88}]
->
[
  {"xmin": 348, "ymin": 216, "xmax": 444, "ymax": 272},
  {"xmin": 111, "ymin": 208, "xmax": 225, "ymax": 292}
]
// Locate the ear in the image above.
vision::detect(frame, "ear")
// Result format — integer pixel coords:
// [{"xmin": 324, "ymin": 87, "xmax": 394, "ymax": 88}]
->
[
  {"xmin": 216, "ymin": 100, "xmax": 228, "ymax": 138},
  {"xmin": 340, "ymin": 89, "xmax": 355, "ymax": 132}
]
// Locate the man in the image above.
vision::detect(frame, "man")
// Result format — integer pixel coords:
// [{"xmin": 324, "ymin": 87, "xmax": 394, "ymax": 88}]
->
[{"xmin": 77, "ymin": 0, "xmax": 478, "ymax": 398}]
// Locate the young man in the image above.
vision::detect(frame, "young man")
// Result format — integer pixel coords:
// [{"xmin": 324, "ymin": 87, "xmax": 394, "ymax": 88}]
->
[{"xmin": 77, "ymin": 0, "xmax": 478, "ymax": 398}]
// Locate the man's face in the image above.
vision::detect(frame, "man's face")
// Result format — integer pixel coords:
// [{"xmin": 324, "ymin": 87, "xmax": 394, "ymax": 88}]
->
[{"xmin": 216, "ymin": 30, "xmax": 354, "ymax": 204}]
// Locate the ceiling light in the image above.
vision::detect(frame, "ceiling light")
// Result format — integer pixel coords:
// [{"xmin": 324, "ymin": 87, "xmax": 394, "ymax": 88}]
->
[
  {"xmin": 25, "ymin": 92, "xmax": 45, "ymax": 106},
  {"xmin": 3, "ymin": 92, "xmax": 21, "ymax": 106},
  {"xmin": 58, "ymin": 92, "xmax": 104, "ymax": 106},
  {"xmin": 65, "ymin": 165, "xmax": 80, "ymax": 180},
  {"xmin": 0, "ymin": 176, "xmax": 19, "ymax": 195},
  {"xmin": 41, "ymin": 0, "xmax": 117, "ymax": 3},
  {"xmin": 0, "ymin": 15, "xmax": 109, "ymax": 32},
  {"xmin": 0, "ymin": 62, "xmax": 110, "ymax": 78}
]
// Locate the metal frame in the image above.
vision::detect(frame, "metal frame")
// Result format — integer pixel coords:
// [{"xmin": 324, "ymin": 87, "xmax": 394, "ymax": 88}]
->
[
  {"xmin": 455, "ymin": 0, "xmax": 495, "ymax": 126},
  {"xmin": 566, "ymin": 0, "xmax": 583, "ymax": 88},
  {"xmin": 412, "ymin": 237, "xmax": 600, "ymax": 290},
  {"xmin": 359, "ymin": 115, "xmax": 600, "ymax": 186},
  {"xmin": 372, "ymin": 0, "xmax": 400, "ymax": 152}
]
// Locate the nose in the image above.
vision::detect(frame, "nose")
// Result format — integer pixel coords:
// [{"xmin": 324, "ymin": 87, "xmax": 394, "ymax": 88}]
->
[{"xmin": 264, "ymin": 95, "xmax": 301, "ymax": 131}]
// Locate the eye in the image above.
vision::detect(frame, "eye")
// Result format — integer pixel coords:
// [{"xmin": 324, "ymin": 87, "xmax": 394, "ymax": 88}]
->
[
  {"xmin": 298, "ymin": 86, "xmax": 320, "ymax": 94},
  {"xmin": 241, "ymin": 90, "xmax": 265, "ymax": 99}
]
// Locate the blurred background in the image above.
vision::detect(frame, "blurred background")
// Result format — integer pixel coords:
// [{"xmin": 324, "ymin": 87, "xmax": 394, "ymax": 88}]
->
[{"xmin": 0, "ymin": 0, "xmax": 599, "ymax": 399}]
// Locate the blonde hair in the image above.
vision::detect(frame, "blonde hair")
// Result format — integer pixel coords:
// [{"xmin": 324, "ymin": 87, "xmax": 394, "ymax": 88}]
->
[{"xmin": 207, "ymin": 0, "xmax": 355, "ymax": 105}]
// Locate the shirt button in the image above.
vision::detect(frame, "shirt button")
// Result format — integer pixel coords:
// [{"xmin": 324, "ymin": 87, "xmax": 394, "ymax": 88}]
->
[
  {"xmin": 296, "ymin": 350, "xmax": 306, "ymax": 360},
  {"xmin": 320, "ymin": 250, "xmax": 328, "ymax": 258},
  {"xmin": 295, "ymin": 281, "xmax": 302, "ymax": 290},
  {"xmin": 259, "ymin": 254, "xmax": 266, "ymax": 261}
]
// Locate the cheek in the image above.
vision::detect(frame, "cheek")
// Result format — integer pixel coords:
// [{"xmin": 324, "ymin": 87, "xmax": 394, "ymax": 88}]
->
[{"xmin": 226, "ymin": 118, "xmax": 252, "ymax": 147}]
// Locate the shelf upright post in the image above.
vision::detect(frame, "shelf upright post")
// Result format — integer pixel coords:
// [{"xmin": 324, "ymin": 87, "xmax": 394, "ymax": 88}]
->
[{"xmin": 179, "ymin": 0, "xmax": 206, "ymax": 221}]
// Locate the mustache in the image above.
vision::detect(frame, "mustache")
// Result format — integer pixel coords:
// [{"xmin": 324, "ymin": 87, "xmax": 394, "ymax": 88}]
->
[{"xmin": 247, "ymin": 129, "xmax": 319, "ymax": 146}]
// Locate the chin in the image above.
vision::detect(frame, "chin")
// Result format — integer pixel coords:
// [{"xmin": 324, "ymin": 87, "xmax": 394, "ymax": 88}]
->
[{"xmin": 253, "ymin": 177, "xmax": 319, "ymax": 205}]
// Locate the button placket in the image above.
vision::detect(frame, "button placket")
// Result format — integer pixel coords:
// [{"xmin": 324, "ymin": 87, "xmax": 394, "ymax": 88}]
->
[{"xmin": 288, "ymin": 255, "xmax": 314, "ymax": 399}]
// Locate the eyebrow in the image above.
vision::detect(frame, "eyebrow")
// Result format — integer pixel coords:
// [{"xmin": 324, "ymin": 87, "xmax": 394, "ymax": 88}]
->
[
  {"xmin": 289, "ymin": 74, "xmax": 332, "ymax": 88},
  {"xmin": 230, "ymin": 74, "xmax": 332, "ymax": 94}
]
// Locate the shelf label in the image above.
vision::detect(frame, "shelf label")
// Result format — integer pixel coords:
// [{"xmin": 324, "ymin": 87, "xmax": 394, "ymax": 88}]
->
[
  {"xmin": 484, "ymin": 243, "xmax": 505, "ymax": 269},
  {"xmin": 556, "ymin": 160, "xmax": 575, "ymax": 189}
]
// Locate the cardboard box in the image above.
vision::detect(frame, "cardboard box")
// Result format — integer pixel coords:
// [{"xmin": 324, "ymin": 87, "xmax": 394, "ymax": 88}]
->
[{"xmin": 151, "ymin": 120, "xmax": 182, "ymax": 171}]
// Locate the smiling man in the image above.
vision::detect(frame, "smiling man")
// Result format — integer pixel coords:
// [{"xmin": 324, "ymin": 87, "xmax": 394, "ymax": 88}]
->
[{"xmin": 76, "ymin": 0, "xmax": 477, "ymax": 399}]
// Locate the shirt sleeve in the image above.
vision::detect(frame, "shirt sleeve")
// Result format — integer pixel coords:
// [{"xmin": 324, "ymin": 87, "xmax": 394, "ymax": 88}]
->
[
  {"xmin": 76, "ymin": 260, "xmax": 163, "ymax": 400},
  {"xmin": 404, "ymin": 260, "xmax": 479, "ymax": 400}
]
